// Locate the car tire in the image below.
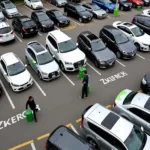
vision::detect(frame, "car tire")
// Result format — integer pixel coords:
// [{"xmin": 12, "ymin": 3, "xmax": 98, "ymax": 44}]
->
[
  {"xmin": 60, "ymin": 62, "xmax": 65, "ymax": 72},
  {"xmin": 116, "ymin": 51, "xmax": 121, "ymax": 59},
  {"xmin": 13, "ymin": 25, "xmax": 16, "ymax": 31},
  {"xmin": 79, "ymin": 17, "xmax": 82, "ymax": 23},
  {"xmin": 21, "ymin": 32, "xmax": 24, "ymax": 38},
  {"xmin": 106, "ymin": 9, "xmax": 109, "ymax": 13},
  {"xmin": 94, "ymin": 60, "xmax": 99, "ymax": 68},
  {"xmin": 120, "ymin": 6, "xmax": 124, "ymax": 11},
  {"xmin": 38, "ymin": 72, "xmax": 42, "ymax": 80},
  {"xmin": 87, "ymin": 138, "xmax": 99, "ymax": 149},
  {"xmin": 135, "ymin": 43, "xmax": 140, "ymax": 51}
]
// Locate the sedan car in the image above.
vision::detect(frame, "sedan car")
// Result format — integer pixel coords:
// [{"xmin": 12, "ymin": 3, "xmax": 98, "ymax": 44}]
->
[
  {"xmin": 0, "ymin": 0, "xmax": 19, "ymax": 18},
  {"xmin": 142, "ymin": 9, "xmax": 150, "ymax": 17},
  {"xmin": 0, "ymin": 52, "xmax": 33, "ymax": 92},
  {"xmin": 113, "ymin": 21, "xmax": 150, "ymax": 51},
  {"xmin": 50, "ymin": 0, "xmax": 67, "ymax": 7},
  {"xmin": 24, "ymin": 0, "xmax": 43, "ymax": 10},
  {"xmin": 31, "ymin": 11, "xmax": 54, "ymax": 32},
  {"xmin": 77, "ymin": 31, "xmax": 116, "ymax": 68},
  {"xmin": 46, "ymin": 9, "xmax": 70, "ymax": 27},
  {"xmin": 82, "ymin": 3, "xmax": 107, "ymax": 19},
  {"xmin": 0, "ymin": 7, "xmax": 5, "ymax": 22},
  {"xmin": 128, "ymin": 0, "xmax": 144, "ymax": 8},
  {"xmin": 25, "ymin": 41, "xmax": 60, "ymax": 81},
  {"xmin": 113, "ymin": 89, "xmax": 150, "ymax": 135},
  {"xmin": 141, "ymin": 72, "xmax": 150, "ymax": 93},
  {"xmin": 92, "ymin": 0, "xmax": 116, "ymax": 13}
]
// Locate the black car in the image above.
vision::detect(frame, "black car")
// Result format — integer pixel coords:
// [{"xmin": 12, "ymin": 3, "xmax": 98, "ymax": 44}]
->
[
  {"xmin": 99, "ymin": 25, "xmax": 137, "ymax": 59},
  {"xmin": 12, "ymin": 15, "xmax": 38, "ymax": 38},
  {"xmin": 46, "ymin": 9, "xmax": 70, "ymax": 27},
  {"xmin": 77, "ymin": 31, "xmax": 116, "ymax": 68},
  {"xmin": 141, "ymin": 72, "xmax": 150, "ymax": 93},
  {"xmin": 45, "ymin": 125, "xmax": 94, "ymax": 150},
  {"xmin": 132, "ymin": 14, "xmax": 150, "ymax": 35},
  {"xmin": 64, "ymin": 3, "xmax": 93, "ymax": 23},
  {"xmin": 143, "ymin": 0, "xmax": 150, "ymax": 6},
  {"xmin": 111, "ymin": 0, "xmax": 132, "ymax": 10},
  {"xmin": 31, "ymin": 11, "xmax": 54, "ymax": 32}
]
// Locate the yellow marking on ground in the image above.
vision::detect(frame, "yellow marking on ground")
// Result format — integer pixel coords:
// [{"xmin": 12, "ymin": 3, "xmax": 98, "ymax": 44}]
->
[
  {"xmin": 76, "ymin": 118, "xmax": 81, "ymax": 123},
  {"xmin": 37, "ymin": 133, "xmax": 50, "ymax": 140},
  {"xmin": 138, "ymin": 90, "xmax": 142, "ymax": 92},
  {"xmin": 106, "ymin": 105, "xmax": 112, "ymax": 109},
  {"xmin": 66, "ymin": 123, "xmax": 72, "ymax": 127},
  {"xmin": 8, "ymin": 140, "xmax": 34, "ymax": 150},
  {"xmin": 60, "ymin": 22, "xmax": 76, "ymax": 31}
]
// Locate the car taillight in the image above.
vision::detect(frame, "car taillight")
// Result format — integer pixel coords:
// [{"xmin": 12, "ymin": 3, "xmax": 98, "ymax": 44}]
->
[
  {"xmin": 11, "ymin": 31, "xmax": 14, "ymax": 34},
  {"xmin": 45, "ymin": 141, "xmax": 48, "ymax": 147},
  {"xmin": 0, "ymin": 35, "xmax": 3, "ymax": 37},
  {"xmin": 113, "ymin": 102, "xmax": 117, "ymax": 107},
  {"xmin": 81, "ymin": 117, "xmax": 84, "ymax": 128},
  {"xmin": 22, "ymin": 28, "xmax": 26, "ymax": 32}
]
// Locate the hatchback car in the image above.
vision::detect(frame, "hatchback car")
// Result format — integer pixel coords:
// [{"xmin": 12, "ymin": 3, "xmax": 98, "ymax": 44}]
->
[
  {"xmin": 12, "ymin": 15, "xmax": 38, "ymax": 38},
  {"xmin": 45, "ymin": 125, "xmax": 94, "ymax": 150},
  {"xmin": 0, "ymin": 52, "xmax": 33, "ymax": 92},
  {"xmin": 113, "ymin": 21, "xmax": 150, "ymax": 51},
  {"xmin": 81, "ymin": 103, "xmax": 150, "ymax": 150},
  {"xmin": 128, "ymin": 0, "xmax": 144, "ymax": 8},
  {"xmin": 46, "ymin": 9, "xmax": 70, "ymax": 27},
  {"xmin": 0, "ymin": 7, "xmax": 5, "ymax": 22},
  {"xmin": 82, "ymin": 3, "xmax": 107, "ymax": 19},
  {"xmin": 25, "ymin": 41, "xmax": 60, "ymax": 81},
  {"xmin": 50, "ymin": 0, "xmax": 67, "ymax": 7},
  {"xmin": 99, "ymin": 25, "xmax": 137, "ymax": 59},
  {"xmin": 141, "ymin": 72, "xmax": 150, "ymax": 93},
  {"xmin": 31, "ymin": 11, "xmax": 54, "ymax": 32},
  {"xmin": 0, "ymin": 0, "xmax": 19, "ymax": 18},
  {"xmin": 113, "ymin": 89, "xmax": 150, "ymax": 135},
  {"xmin": 77, "ymin": 31, "xmax": 116, "ymax": 68},
  {"xmin": 24, "ymin": 0, "xmax": 43, "ymax": 9},
  {"xmin": 64, "ymin": 3, "xmax": 93, "ymax": 23},
  {"xmin": 0, "ymin": 22, "xmax": 15, "ymax": 43}
]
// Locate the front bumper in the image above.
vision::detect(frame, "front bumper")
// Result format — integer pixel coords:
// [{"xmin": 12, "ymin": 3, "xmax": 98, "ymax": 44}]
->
[
  {"xmin": 41, "ymin": 71, "xmax": 60, "ymax": 81},
  {"xmin": 140, "ymin": 44, "xmax": 150, "ymax": 51},
  {"xmin": 99, "ymin": 60, "xmax": 116, "ymax": 68},
  {"xmin": 97, "ymin": 14, "xmax": 107, "ymax": 19},
  {"xmin": 58, "ymin": 21, "xmax": 70, "ymax": 27},
  {"xmin": 7, "ymin": 13, "xmax": 19, "ymax": 18},
  {"xmin": 42, "ymin": 25, "xmax": 54, "ymax": 31},
  {"xmin": 122, "ymin": 52, "xmax": 136, "ymax": 59},
  {"xmin": 143, "ymin": 1, "xmax": 150, "ymax": 6},
  {"xmin": 0, "ymin": 35, "xmax": 15, "ymax": 43},
  {"xmin": 82, "ymin": 17, "xmax": 93, "ymax": 23},
  {"xmin": 33, "ymin": 5, "xmax": 43, "ymax": 9},
  {"xmin": 123, "ymin": 5, "xmax": 132, "ymax": 10}
]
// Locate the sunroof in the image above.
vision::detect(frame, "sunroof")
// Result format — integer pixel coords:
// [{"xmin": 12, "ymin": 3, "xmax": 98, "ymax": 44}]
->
[
  {"xmin": 30, "ymin": 43, "xmax": 44, "ymax": 53},
  {"xmin": 101, "ymin": 112, "xmax": 119, "ymax": 130},
  {"xmin": 144, "ymin": 98, "xmax": 150, "ymax": 111}
]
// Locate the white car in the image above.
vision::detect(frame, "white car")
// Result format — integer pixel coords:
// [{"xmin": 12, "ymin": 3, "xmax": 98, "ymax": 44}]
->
[
  {"xmin": 24, "ymin": 0, "xmax": 43, "ymax": 9},
  {"xmin": 0, "ymin": 52, "xmax": 33, "ymax": 92},
  {"xmin": 113, "ymin": 21, "xmax": 150, "ymax": 51},
  {"xmin": 0, "ymin": 22, "xmax": 15, "ymax": 43},
  {"xmin": 142, "ymin": 9, "xmax": 150, "ymax": 17},
  {"xmin": 46, "ymin": 30, "xmax": 86, "ymax": 72}
]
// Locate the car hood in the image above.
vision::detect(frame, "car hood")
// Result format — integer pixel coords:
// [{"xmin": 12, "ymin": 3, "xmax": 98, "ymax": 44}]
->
[
  {"xmin": 80, "ymin": 11, "xmax": 92, "ymax": 17},
  {"xmin": 41, "ymin": 19, "xmax": 53, "ymax": 26},
  {"xmin": 105, "ymin": 3, "xmax": 115, "ymax": 9},
  {"xmin": 133, "ymin": 0, "xmax": 143, "ymax": 4},
  {"xmin": 60, "ymin": 48, "xmax": 85, "ymax": 63},
  {"xmin": 121, "ymin": 1, "xmax": 132, "ymax": 5},
  {"xmin": 58, "ymin": 16, "xmax": 69, "ymax": 22},
  {"xmin": 93, "ymin": 9, "xmax": 106, "ymax": 15},
  {"xmin": 6, "ymin": 8, "xmax": 18, "ymax": 14},
  {"xmin": 143, "ymin": 135, "xmax": 150, "ymax": 150},
  {"xmin": 31, "ymin": 1, "xmax": 42, "ymax": 5},
  {"xmin": 39, "ymin": 60, "xmax": 59, "ymax": 74},
  {"xmin": 9, "ymin": 69, "xmax": 31, "ymax": 85},
  {"xmin": 136, "ymin": 34, "xmax": 150, "ymax": 45},
  {"xmin": 0, "ymin": 12, "xmax": 4, "ymax": 19}
]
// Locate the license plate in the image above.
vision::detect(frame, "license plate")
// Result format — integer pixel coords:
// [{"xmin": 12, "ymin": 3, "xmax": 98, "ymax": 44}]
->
[{"xmin": 30, "ymin": 29, "xmax": 33, "ymax": 31}]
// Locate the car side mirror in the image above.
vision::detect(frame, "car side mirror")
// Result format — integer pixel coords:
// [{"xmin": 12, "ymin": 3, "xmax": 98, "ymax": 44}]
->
[
  {"xmin": 76, "ymin": 43, "xmax": 78, "ymax": 46},
  {"xmin": 141, "ymin": 126, "xmax": 144, "ymax": 132},
  {"xmin": 32, "ymin": 60, "xmax": 36, "ymax": 64},
  {"xmin": 3, "ymin": 72, "xmax": 7, "ymax": 76},
  {"xmin": 24, "ymin": 64, "xmax": 27, "ymax": 67},
  {"xmin": 88, "ymin": 47, "xmax": 91, "ymax": 51},
  {"xmin": 53, "ymin": 48, "xmax": 58, "ymax": 52},
  {"xmin": 52, "ymin": 55, "xmax": 55, "ymax": 58}
]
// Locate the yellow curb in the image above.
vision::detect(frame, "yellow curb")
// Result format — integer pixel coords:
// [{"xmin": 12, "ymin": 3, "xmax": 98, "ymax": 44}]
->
[
  {"xmin": 37, "ymin": 133, "xmax": 50, "ymax": 140},
  {"xmin": 106, "ymin": 105, "xmax": 112, "ymax": 109},
  {"xmin": 66, "ymin": 123, "xmax": 72, "ymax": 128},
  {"xmin": 76, "ymin": 118, "xmax": 81, "ymax": 123}
]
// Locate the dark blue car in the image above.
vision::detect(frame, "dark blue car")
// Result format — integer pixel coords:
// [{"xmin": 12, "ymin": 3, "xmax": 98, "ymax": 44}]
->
[{"xmin": 92, "ymin": 0, "xmax": 116, "ymax": 13}]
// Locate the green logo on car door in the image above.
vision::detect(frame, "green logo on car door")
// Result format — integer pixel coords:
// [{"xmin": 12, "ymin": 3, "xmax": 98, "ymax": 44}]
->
[{"xmin": 116, "ymin": 90, "xmax": 127, "ymax": 101}]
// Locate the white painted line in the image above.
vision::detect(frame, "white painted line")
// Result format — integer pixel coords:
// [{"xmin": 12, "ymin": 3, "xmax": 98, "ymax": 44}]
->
[
  {"xmin": 54, "ymin": 26, "xmax": 59, "ymax": 30},
  {"xmin": 107, "ymin": 16, "xmax": 111, "ymax": 19},
  {"xmin": 24, "ymin": 5, "xmax": 32, "ymax": 11},
  {"xmin": 0, "ymin": 80, "xmax": 15, "ymax": 109},
  {"xmin": 32, "ymin": 77, "xmax": 47, "ymax": 96},
  {"xmin": 14, "ymin": 33, "xmax": 22, "ymax": 42},
  {"xmin": 137, "ymin": 54, "xmax": 145, "ymax": 60},
  {"xmin": 61, "ymin": 71, "xmax": 75, "ymax": 86},
  {"xmin": 44, "ymin": 7, "xmax": 49, "ymax": 10},
  {"xmin": 38, "ymin": 32, "xmax": 42, "ymax": 36},
  {"xmin": 19, "ymin": 12, "xmax": 22, "ymax": 16},
  {"xmin": 92, "ymin": 19, "xmax": 97, "ymax": 22},
  {"xmin": 87, "ymin": 63, "xmax": 101, "ymax": 76},
  {"xmin": 116, "ymin": 60, "xmax": 126, "ymax": 67},
  {"xmin": 71, "ymin": 125, "xmax": 79, "ymax": 135},
  {"xmin": 69, "ymin": 18, "xmax": 82, "ymax": 26},
  {"xmin": 31, "ymin": 143, "xmax": 36, "ymax": 150},
  {"xmin": 120, "ymin": 12, "xmax": 124, "ymax": 15}
]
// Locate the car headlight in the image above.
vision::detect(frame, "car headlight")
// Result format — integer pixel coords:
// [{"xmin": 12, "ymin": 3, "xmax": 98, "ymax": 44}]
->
[
  {"xmin": 42, "ymin": 24, "xmax": 46, "ymax": 27},
  {"xmin": 99, "ymin": 60, "xmax": 105, "ymax": 64},
  {"xmin": 84, "ymin": 58, "xmax": 87, "ymax": 63},
  {"xmin": 59, "ymin": 20, "xmax": 63, "ymax": 23},
  {"xmin": 11, "ymin": 83, "xmax": 19, "ymax": 87},
  {"xmin": 124, "ymin": 4, "xmax": 128, "ymax": 7},
  {"xmin": 123, "ymin": 51, "xmax": 127, "ymax": 54},
  {"xmin": 65, "ymin": 62, "xmax": 72, "ymax": 65},
  {"xmin": 83, "ymin": 16, "xmax": 87, "ymax": 18},
  {"xmin": 41, "ymin": 71, "xmax": 48, "ymax": 75},
  {"xmin": 142, "ymin": 43, "xmax": 149, "ymax": 46},
  {"xmin": 142, "ymin": 78, "xmax": 147, "ymax": 85}
]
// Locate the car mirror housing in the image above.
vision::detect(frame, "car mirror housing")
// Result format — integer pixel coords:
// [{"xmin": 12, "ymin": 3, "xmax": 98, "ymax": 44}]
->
[{"xmin": 24, "ymin": 64, "xmax": 27, "ymax": 67}]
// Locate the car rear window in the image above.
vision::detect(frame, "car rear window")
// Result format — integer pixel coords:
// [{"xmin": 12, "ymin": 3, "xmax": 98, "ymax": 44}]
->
[
  {"xmin": 144, "ymin": 98, "xmax": 150, "ymax": 111},
  {"xmin": 22, "ymin": 20, "xmax": 35, "ymax": 28},
  {"xmin": 123, "ymin": 91, "xmax": 137, "ymax": 105},
  {"xmin": 0, "ymin": 27, "xmax": 11, "ymax": 34}
]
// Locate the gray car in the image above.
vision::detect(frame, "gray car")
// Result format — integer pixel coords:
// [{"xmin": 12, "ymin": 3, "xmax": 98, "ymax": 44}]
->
[
  {"xmin": 25, "ymin": 41, "xmax": 60, "ymax": 81},
  {"xmin": 82, "ymin": 3, "xmax": 107, "ymax": 19},
  {"xmin": 81, "ymin": 103, "xmax": 150, "ymax": 150},
  {"xmin": 50, "ymin": 0, "xmax": 67, "ymax": 7},
  {"xmin": 0, "ymin": 7, "xmax": 5, "ymax": 22},
  {"xmin": 0, "ymin": 0, "xmax": 19, "ymax": 18},
  {"xmin": 113, "ymin": 89, "xmax": 150, "ymax": 135}
]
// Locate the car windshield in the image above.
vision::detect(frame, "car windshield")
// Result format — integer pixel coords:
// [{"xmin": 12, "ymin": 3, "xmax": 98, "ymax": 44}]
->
[
  {"xmin": 7, "ymin": 62, "xmax": 25, "ymax": 76},
  {"xmin": 58, "ymin": 40, "xmax": 77, "ymax": 53},
  {"xmin": 76, "ymin": 6, "xmax": 86, "ymax": 12},
  {"xmin": 120, "ymin": 0, "xmax": 127, "ymax": 2},
  {"xmin": 23, "ymin": 20, "xmax": 35, "ymax": 28},
  {"xmin": 115, "ymin": 34, "xmax": 129, "ymax": 44},
  {"xmin": 91, "ymin": 40, "xmax": 106, "ymax": 51},
  {"xmin": 91, "ymin": 5, "xmax": 100, "ymax": 11},
  {"xmin": 54, "ymin": 11, "xmax": 63, "ymax": 17},
  {"xmin": 31, "ymin": 0, "xmax": 40, "ymax": 2},
  {"xmin": 37, "ymin": 52, "xmax": 53, "ymax": 65},
  {"xmin": 131, "ymin": 27, "xmax": 144, "ymax": 37},
  {"xmin": 104, "ymin": 0, "xmax": 111, "ymax": 4},
  {"xmin": 38, "ymin": 14, "xmax": 49, "ymax": 21},
  {"xmin": 5, "ymin": 2, "xmax": 16, "ymax": 9},
  {"xmin": 124, "ymin": 126, "xmax": 147, "ymax": 150},
  {"xmin": 0, "ymin": 27, "xmax": 11, "ymax": 34}
]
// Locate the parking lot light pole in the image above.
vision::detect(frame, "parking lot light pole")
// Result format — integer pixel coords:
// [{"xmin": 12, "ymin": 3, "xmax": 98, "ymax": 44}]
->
[{"xmin": 114, "ymin": 0, "xmax": 119, "ymax": 16}]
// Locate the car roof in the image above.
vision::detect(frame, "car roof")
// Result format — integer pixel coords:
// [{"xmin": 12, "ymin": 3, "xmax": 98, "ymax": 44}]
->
[
  {"xmin": 18, "ymin": 15, "xmax": 31, "ymax": 22},
  {"xmin": 3, "ymin": 0, "xmax": 12, "ymax": 4},
  {"xmin": 67, "ymin": 2, "xmax": 80, "ymax": 7},
  {"xmin": 104, "ymin": 25, "xmax": 121, "ymax": 35},
  {"xmin": 134, "ymin": 14, "xmax": 150, "ymax": 19},
  {"xmin": 48, "ymin": 30, "xmax": 71, "ymax": 43},
  {"xmin": 0, "ymin": 21, "xmax": 9, "ymax": 28},
  {"xmin": 1, "ymin": 52, "xmax": 19, "ymax": 66},
  {"xmin": 81, "ymin": 31, "xmax": 99, "ymax": 41},
  {"xmin": 118, "ymin": 22, "xmax": 136, "ymax": 29},
  {"xmin": 83, "ymin": 2, "xmax": 95, "ymax": 6},
  {"xmin": 85, "ymin": 103, "xmax": 133, "ymax": 142},
  {"xmin": 34, "ymin": 11, "xmax": 45, "ymax": 15},
  {"xmin": 50, "ymin": 9, "xmax": 60, "ymax": 12}
]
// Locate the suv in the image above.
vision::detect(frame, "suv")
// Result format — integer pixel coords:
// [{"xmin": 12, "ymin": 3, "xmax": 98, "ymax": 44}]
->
[
  {"xmin": 12, "ymin": 15, "xmax": 38, "ymax": 38},
  {"xmin": 50, "ymin": 0, "xmax": 67, "ymax": 7},
  {"xmin": 64, "ymin": 3, "xmax": 93, "ymax": 23},
  {"xmin": 81, "ymin": 103, "xmax": 150, "ymax": 150},
  {"xmin": 99, "ymin": 25, "xmax": 137, "ymax": 59},
  {"xmin": 25, "ymin": 41, "xmax": 60, "ymax": 81},
  {"xmin": 46, "ymin": 30, "xmax": 86, "ymax": 72},
  {"xmin": 132, "ymin": 15, "xmax": 150, "ymax": 35},
  {"xmin": 77, "ymin": 31, "xmax": 116, "ymax": 68},
  {"xmin": 45, "ymin": 125, "xmax": 94, "ymax": 150},
  {"xmin": 0, "ymin": 22, "xmax": 15, "ymax": 43}
]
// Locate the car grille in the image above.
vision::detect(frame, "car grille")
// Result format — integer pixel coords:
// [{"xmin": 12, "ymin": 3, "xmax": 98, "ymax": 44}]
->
[
  {"xmin": 74, "ymin": 60, "xmax": 84, "ymax": 69},
  {"xmin": 127, "ymin": 52, "xmax": 134, "ymax": 55},
  {"xmin": 20, "ymin": 82, "xmax": 28, "ymax": 86},
  {"xmin": 48, "ymin": 71, "xmax": 58, "ymax": 78},
  {"xmin": 106, "ymin": 58, "xmax": 115, "ymax": 64}
]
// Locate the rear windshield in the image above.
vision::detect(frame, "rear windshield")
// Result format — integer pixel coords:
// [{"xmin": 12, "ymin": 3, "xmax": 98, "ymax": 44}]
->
[
  {"xmin": 123, "ymin": 91, "xmax": 137, "ymax": 105},
  {"xmin": 22, "ymin": 20, "xmax": 35, "ymax": 28},
  {"xmin": 0, "ymin": 27, "xmax": 11, "ymax": 34}
]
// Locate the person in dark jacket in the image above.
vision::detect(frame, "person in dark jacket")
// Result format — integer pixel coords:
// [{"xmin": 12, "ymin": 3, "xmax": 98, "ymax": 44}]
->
[
  {"xmin": 81, "ymin": 71, "xmax": 89, "ymax": 99},
  {"xmin": 26, "ymin": 96, "xmax": 38, "ymax": 122}
]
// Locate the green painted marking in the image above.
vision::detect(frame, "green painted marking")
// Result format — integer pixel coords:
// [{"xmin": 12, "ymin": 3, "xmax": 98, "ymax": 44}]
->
[{"xmin": 116, "ymin": 90, "xmax": 127, "ymax": 101}]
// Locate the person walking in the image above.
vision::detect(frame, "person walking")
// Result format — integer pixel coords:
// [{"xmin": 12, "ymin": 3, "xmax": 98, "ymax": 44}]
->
[
  {"xmin": 81, "ymin": 71, "xmax": 89, "ymax": 99},
  {"xmin": 26, "ymin": 96, "xmax": 38, "ymax": 122}
]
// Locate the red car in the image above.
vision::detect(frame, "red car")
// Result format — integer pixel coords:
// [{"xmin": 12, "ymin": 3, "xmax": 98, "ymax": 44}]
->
[{"xmin": 128, "ymin": 0, "xmax": 144, "ymax": 7}]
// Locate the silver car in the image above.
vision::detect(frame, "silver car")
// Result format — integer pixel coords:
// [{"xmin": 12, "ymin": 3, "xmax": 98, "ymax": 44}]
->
[
  {"xmin": 0, "ymin": 7, "xmax": 5, "ymax": 22},
  {"xmin": 82, "ymin": 3, "xmax": 107, "ymax": 19},
  {"xmin": 112, "ymin": 89, "xmax": 150, "ymax": 135},
  {"xmin": 25, "ymin": 41, "xmax": 60, "ymax": 81},
  {"xmin": 81, "ymin": 103, "xmax": 150, "ymax": 150}
]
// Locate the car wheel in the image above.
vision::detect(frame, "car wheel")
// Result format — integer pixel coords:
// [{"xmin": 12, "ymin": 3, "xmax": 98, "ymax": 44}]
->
[
  {"xmin": 116, "ymin": 51, "xmax": 121, "ymax": 59},
  {"xmin": 120, "ymin": 6, "xmax": 124, "ymax": 11},
  {"xmin": 135, "ymin": 43, "xmax": 140, "ymax": 51},
  {"xmin": 79, "ymin": 17, "xmax": 82, "ymax": 23},
  {"xmin": 87, "ymin": 138, "xmax": 99, "ymax": 149},
  {"xmin": 94, "ymin": 60, "xmax": 99, "ymax": 68},
  {"xmin": 60, "ymin": 62, "xmax": 65, "ymax": 72},
  {"xmin": 106, "ymin": 9, "xmax": 109, "ymax": 13},
  {"xmin": 38, "ymin": 72, "xmax": 42, "ymax": 80},
  {"xmin": 13, "ymin": 25, "xmax": 16, "ymax": 31},
  {"xmin": 21, "ymin": 32, "xmax": 24, "ymax": 38}
]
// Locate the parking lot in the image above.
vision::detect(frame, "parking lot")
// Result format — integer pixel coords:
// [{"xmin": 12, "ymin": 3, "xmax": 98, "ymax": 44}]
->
[{"xmin": 0, "ymin": 0, "xmax": 150, "ymax": 149}]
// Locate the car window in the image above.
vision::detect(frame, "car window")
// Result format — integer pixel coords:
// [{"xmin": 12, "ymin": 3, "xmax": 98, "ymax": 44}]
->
[
  {"xmin": 131, "ymin": 27, "xmax": 144, "ymax": 37},
  {"xmin": 123, "ymin": 91, "xmax": 137, "ymax": 104},
  {"xmin": 114, "ymin": 139, "xmax": 126, "ymax": 150},
  {"xmin": 75, "ymin": 5, "xmax": 86, "ymax": 12},
  {"xmin": 91, "ymin": 4, "xmax": 100, "ymax": 11},
  {"xmin": 1, "ymin": 60, "xmax": 7, "ymax": 73},
  {"xmin": 0, "ymin": 27, "xmax": 11, "ymax": 34},
  {"xmin": 103, "ymin": 0, "xmax": 111, "ymax": 3},
  {"xmin": 48, "ymin": 143, "xmax": 59, "ymax": 150},
  {"xmin": 22, "ymin": 20, "xmax": 35, "ymax": 28},
  {"xmin": 91, "ymin": 40, "xmax": 106, "ymax": 51},
  {"xmin": 48, "ymin": 36, "xmax": 58, "ymax": 49},
  {"xmin": 114, "ymin": 34, "xmax": 129, "ymax": 44},
  {"xmin": 137, "ymin": 18, "xmax": 144, "ymax": 24},
  {"xmin": 123, "ymin": 27, "xmax": 132, "ymax": 35},
  {"xmin": 5, "ymin": 2, "xmax": 16, "ymax": 9},
  {"xmin": 54, "ymin": 11, "xmax": 63, "ymax": 17},
  {"xmin": 31, "ymin": 0, "xmax": 41, "ymax": 2},
  {"xmin": 38, "ymin": 13, "xmax": 49, "ymax": 21},
  {"xmin": 144, "ymin": 21, "xmax": 150, "ymax": 27},
  {"xmin": 1, "ymin": 3, "xmax": 4, "ymax": 8},
  {"xmin": 27, "ymin": 48, "xmax": 37, "ymax": 61}
]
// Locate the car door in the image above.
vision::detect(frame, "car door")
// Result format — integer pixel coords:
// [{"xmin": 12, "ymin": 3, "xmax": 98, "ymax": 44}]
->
[
  {"xmin": 0, "ymin": 59, "xmax": 9, "ymax": 82},
  {"xmin": 136, "ymin": 18, "xmax": 146, "ymax": 30},
  {"xmin": 143, "ymin": 21, "xmax": 150, "ymax": 34},
  {"xmin": 49, "ymin": 12, "xmax": 56, "ymax": 23},
  {"xmin": 15, "ymin": 18, "xmax": 22, "ymax": 32},
  {"xmin": 1, "ymin": 3, "xmax": 6, "ymax": 14},
  {"xmin": 84, "ymin": 40, "xmax": 93, "ymax": 59},
  {"xmin": 78, "ymin": 35, "xmax": 88, "ymax": 53},
  {"xmin": 72, "ymin": 7, "xmax": 78, "ymax": 19}
]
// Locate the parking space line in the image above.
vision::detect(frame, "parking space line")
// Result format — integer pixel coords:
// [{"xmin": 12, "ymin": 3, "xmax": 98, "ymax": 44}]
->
[
  {"xmin": 107, "ymin": 16, "xmax": 111, "ymax": 19},
  {"xmin": 61, "ymin": 71, "xmax": 75, "ymax": 86},
  {"xmin": 24, "ymin": 5, "xmax": 32, "ymax": 11},
  {"xmin": 44, "ymin": 7, "xmax": 49, "ymax": 10},
  {"xmin": 106, "ymin": 104, "xmax": 112, "ymax": 108},
  {"xmin": 31, "ymin": 143, "xmax": 36, "ymax": 150},
  {"xmin": 66, "ymin": 123, "xmax": 72, "ymax": 127},
  {"xmin": 76, "ymin": 118, "xmax": 81, "ymax": 123},
  {"xmin": 116, "ymin": 60, "xmax": 126, "ymax": 67},
  {"xmin": 87, "ymin": 63, "xmax": 101, "ymax": 75},
  {"xmin": 38, "ymin": 32, "xmax": 42, "ymax": 36},
  {"xmin": 0, "ymin": 80, "xmax": 15, "ymax": 109},
  {"xmin": 14, "ymin": 33, "xmax": 22, "ymax": 42},
  {"xmin": 137, "ymin": 54, "xmax": 145, "ymax": 60},
  {"xmin": 71, "ymin": 125, "xmax": 79, "ymax": 135},
  {"xmin": 69, "ymin": 18, "xmax": 83, "ymax": 26},
  {"xmin": 92, "ymin": 19, "xmax": 98, "ymax": 22},
  {"xmin": 37, "ymin": 133, "xmax": 50, "ymax": 140},
  {"xmin": 18, "ymin": 12, "xmax": 22, "ymax": 16}
]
